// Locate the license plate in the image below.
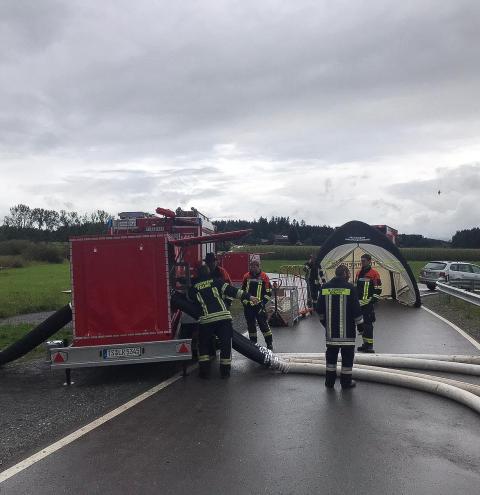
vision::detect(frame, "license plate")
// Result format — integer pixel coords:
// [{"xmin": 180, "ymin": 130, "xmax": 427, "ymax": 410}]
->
[{"xmin": 103, "ymin": 347, "xmax": 141, "ymax": 359}]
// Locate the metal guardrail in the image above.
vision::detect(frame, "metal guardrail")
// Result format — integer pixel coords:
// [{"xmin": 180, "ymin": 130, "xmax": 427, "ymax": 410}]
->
[
  {"xmin": 436, "ymin": 282, "xmax": 480, "ymax": 307},
  {"xmin": 447, "ymin": 278, "xmax": 480, "ymax": 291}
]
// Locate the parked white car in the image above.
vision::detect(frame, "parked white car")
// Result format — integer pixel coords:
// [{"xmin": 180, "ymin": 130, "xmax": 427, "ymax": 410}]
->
[{"xmin": 419, "ymin": 261, "xmax": 480, "ymax": 290}]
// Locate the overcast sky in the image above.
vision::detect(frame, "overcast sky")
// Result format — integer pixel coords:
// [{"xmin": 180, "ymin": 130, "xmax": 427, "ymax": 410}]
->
[{"xmin": 1, "ymin": 0, "xmax": 480, "ymax": 239}]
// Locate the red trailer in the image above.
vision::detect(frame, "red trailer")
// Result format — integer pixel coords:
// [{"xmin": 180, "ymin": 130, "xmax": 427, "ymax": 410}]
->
[{"xmin": 49, "ymin": 208, "xmax": 250, "ymax": 370}]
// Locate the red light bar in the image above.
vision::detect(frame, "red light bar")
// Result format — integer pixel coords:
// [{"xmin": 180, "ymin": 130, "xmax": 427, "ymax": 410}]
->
[{"xmin": 169, "ymin": 229, "xmax": 252, "ymax": 246}]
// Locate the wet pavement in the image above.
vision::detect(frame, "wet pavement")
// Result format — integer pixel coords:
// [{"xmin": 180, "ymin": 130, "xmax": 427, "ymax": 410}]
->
[{"xmin": 1, "ymin": 301, "xmax": 480, "ymax": 494}]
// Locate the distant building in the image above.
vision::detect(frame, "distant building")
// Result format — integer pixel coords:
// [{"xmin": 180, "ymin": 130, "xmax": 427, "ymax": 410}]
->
[{"xmin": 273, "ymin": 234, "xmax": 290, "ymax": 245}]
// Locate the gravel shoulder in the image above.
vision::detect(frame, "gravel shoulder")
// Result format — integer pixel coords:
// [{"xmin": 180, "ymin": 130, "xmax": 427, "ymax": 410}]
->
[
  {"xmin": 0, "ymin": 314, "xmax": 248, "ymax": 470},
  {"xmin": 421, "ymin": 292, "xmax": 480, "ymax": 344}
]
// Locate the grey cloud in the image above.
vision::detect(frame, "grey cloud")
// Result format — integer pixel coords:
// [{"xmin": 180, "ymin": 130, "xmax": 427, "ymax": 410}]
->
[{"xmin": 1, "ymin": 1, "xmax": 480, "ymax": 162}]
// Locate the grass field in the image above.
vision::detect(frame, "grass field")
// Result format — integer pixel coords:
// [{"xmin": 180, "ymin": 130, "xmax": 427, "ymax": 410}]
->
[
  {"xmin": 233, "ymin": 244, "xmax": 480, "ymax": 262},
  {"xmin": 0, "ymin": 262, "xmax": 70, "ymax": 318},
  {"xmin": 1, "ymin": 258, "xmax": 479, "ymax": 357}
]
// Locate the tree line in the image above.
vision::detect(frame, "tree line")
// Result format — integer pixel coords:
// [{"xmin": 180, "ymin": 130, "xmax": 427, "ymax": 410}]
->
[
  {"xmin": 213, "ymin": 217, "xmax": 334, "ymax": 245},
  {"xmin": 0, "ymin": 204, "xmax": 112, "ymax": 242},
  {"xmin": 1, "ymin": 204, "xmax": 479, "ymax": 248}
]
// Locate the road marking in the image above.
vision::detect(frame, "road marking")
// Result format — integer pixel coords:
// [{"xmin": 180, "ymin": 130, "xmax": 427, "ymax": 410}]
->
[
  {"xmin": 421, "ymin": 306, "xmax": 480, "ymax": 351},
  {"xmin": 0, "ymin": 369, "xmax": 192, "ymax": 484}
]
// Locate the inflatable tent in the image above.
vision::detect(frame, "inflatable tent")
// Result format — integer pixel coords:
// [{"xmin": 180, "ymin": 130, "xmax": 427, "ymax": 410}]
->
[{"xmin": 316, "ymin": 221, "xmax": 421, "ymax": 307}]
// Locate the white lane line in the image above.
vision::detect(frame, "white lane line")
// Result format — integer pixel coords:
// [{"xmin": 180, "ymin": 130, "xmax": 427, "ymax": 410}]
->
[
  {"xmin": 421, "ymin": 306, "xmax": 480, "ymax": 351},
  {"xmin": 0, "ymin": 369, "xmax": 191, "ymax": 484}
]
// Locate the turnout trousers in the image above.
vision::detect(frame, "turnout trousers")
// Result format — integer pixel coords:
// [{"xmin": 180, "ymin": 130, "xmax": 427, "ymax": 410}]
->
[
  {"xmin": 308, "ymin": 281, "xmax": 319, "ymax": 306},
  {"xmin": 360, "ymin": 303, "xmax": 376, "ymax": 350},
  {"xmin": 244, "ymin": 305, "xmax": 273, "ymax": 349},
  {"xmin": 325, "ymin": 345, "xmax": 355, "ymax": 387},
  {"xmin": 198, "ymin": 319, "xmax": 233, "ymax": 377}
]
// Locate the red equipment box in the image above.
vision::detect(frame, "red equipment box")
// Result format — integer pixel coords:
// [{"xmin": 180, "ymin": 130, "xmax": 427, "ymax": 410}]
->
[
  {"xmin": 71, "ymin": 234, "xmax": 172, "ymax": 347},
  {"xmin": 219, "ymin": 252, "xmax": 260, "ymax": 285}
]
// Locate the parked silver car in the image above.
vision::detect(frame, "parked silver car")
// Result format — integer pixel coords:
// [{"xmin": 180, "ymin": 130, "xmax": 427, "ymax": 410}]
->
[{"xmin": 419, "ymin": 261, "xmax": 480, "ymax": 290}]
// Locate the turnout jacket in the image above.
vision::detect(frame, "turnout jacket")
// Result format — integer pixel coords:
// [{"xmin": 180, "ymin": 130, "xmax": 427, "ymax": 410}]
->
[
  {"xmin": 304, "ymin": 261, "xmax": 325, "ymax": 286},
  {"xmin": 212, "ymin": 266, "xmax": 234, "ymax": 305},
  {"xmin": 316, "ymin": 277, "xmax": 364, "ymax": 346},
  {"xmin": 212, "ymin": 266, "xmax": 232, "ymax": 285},
  {"xmin": 188, "ymin": 277, "xmax": 249, "ymax": 325},
  {"xmin": 241, "ymin": 271, "xmax": 272, "ymax": 306},
  {"xmin": 355, "ymin": 266, "xmax": 382, "ymax": 307}
]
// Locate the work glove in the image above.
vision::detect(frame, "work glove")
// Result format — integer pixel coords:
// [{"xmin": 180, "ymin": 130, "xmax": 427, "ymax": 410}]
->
[{"xmin": 357, "ymin": 323, "xmax": 365, "ymax": 335}]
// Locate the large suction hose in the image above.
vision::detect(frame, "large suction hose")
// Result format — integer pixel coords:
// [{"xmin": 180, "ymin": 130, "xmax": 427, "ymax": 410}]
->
[
  {"xmin": 0, "ymin": 304, "xmax": 72, "ymax": 366},
  {"xmin": 170, "ymin": 291, "xmax": 287, "ymax": 371}
]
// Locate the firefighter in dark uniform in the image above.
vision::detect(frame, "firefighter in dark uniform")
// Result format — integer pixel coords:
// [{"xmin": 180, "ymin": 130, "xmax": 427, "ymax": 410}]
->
[
  {"xmin": 204, "ymin": 252, "xmax": 233, "ymax": 307},
  {"xmin": 316, "ymin": 264, "xmax": 364, "ymax": 389},
  {"xmin": 304, "ymin": 256, "xmax": 326, "ymax": 306},
  {"xmin": 355, "ymin": 253, "xmax": 382, "ymax": 353},
  {"xmin": 189, "ymin": 265, "xmax": 258, "ymax": 378},
  {"xmin": 242, "ymin": 259, "xmax": 274, "ymax": 350}
]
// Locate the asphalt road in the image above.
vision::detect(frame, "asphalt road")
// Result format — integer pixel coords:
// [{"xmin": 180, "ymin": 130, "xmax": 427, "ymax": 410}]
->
[{"xmin": 1, "ymin": 301, "xmax": 480, "ymax": 495}]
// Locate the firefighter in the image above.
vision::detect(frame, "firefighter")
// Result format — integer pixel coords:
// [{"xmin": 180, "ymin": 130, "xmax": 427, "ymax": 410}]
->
[
  {"xmin": 188, "ymin": 265, "xmax": 258, "ymax": 378},
  {"xmin": 204, "ymin": 252, "xmax": 233, "ymax": 306},
  {"xmin": 241, "ymin": 259, "xmax": 274, "ymax": 350},
  {"xmin": 355, "ymin": 253, "xmax": 382, "ymax": 353},
  {"xmin": 204, "ymin": 252, "xmax": 233, "ymax": 358},
  {"xmin": 304, "ymin": 255, "xmax": 326, "ymax": 306},
  {"xmin": 316, "ymin": 264, "xmax": 364, "ymax": 389}
]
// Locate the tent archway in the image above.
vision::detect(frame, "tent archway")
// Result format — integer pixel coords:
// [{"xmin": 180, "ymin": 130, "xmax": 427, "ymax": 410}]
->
[{"xmin": 316, "ymin": 221, "xmax": 421, "ymax": 307}]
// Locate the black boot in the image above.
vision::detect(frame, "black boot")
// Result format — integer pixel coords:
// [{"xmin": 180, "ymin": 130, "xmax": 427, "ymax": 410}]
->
[
  {"xmin": 220, "ymin": 364, "xmax": 231, "ymax": 379},
  {"xmin": 325, "ymin": 370, "xmax": 336, "ymax": 388},
  {"xmin": 198, "ymin": 361, "xmax": 211, "ymax": 379},
  {"xmin": 340, "ymin": 374, "xmax": 356, "ymax": 389}
]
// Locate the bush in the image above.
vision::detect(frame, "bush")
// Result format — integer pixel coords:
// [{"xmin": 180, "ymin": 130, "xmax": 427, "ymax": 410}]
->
[
  {"xmin": 0, "ymin": 240, "xmax": 32, "ymax": 256},
  {"xmin": 22, "ymin": 244, "xmax": 63, "ymax": 263},
  {"xmin": 0, "ymin": 255, "xmax": 25, "ymax": 269}
]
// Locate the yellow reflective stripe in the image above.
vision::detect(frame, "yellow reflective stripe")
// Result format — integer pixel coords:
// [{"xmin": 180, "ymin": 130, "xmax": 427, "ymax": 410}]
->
[
  {"xmin": 363, "ymin": 337, "xmax": 374, "ymax": 344},
  {"xmin": 327, "ymin": 295, "xmax": 332, "ymax": 339},
  {"xmin": 199, "ymin": 311, "xmax": 232, "ymax": 323},
  {"xmin": 363, "ymin": 281, "xmax": 370, "ymax": 300},
  {"xmin": 198, "ymin": 355, "xmax": 210, "ymax": 362},
  {"xmin": 220, "ymin": 358, "xmax": 231, "ymax": 365},
  {"xmin": 359, "ymin": 298, "xmax": 372, "ymax": 306},
  {"xmin": 263, "ymin": 330, "xmax": 272, "ymax": 337},
  {"xmin": 196, "ymin": 293, "xmax": 208, "ymax": 316},
  {"xmin": 213, "ymin": 286, "xmax": 227, "ymax": 311},
  {"xmin": 256, "ymin": 282, "xmax": 262, "ymax": 300},
  {"xmin": 322, "ymin": 288, "xmax": 351, "ymax": 296}
]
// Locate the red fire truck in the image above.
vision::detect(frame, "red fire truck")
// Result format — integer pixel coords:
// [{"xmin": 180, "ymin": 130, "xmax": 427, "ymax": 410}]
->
[
  {"xmin": 372, "ymin": 225, "xmax": 398, "ymax": 245},
  {"xmin": 49, "ymin": 207, "xmax": 250, "ymax": 371}
]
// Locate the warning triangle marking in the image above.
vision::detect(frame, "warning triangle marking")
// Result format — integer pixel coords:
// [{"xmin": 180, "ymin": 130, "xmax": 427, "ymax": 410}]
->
[
  {"xmin": 178, "ymin": 343, "xmax": 189, "ymax": 353},
  {"xmin": 54, "ymin": 352, "xmax": 65, "ymax": 363}
]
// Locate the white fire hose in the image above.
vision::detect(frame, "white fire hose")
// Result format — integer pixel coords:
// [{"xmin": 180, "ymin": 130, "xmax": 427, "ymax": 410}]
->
[{"xmin": 270, "ymin": 353, "xmax": 480, "ymax": 415}]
